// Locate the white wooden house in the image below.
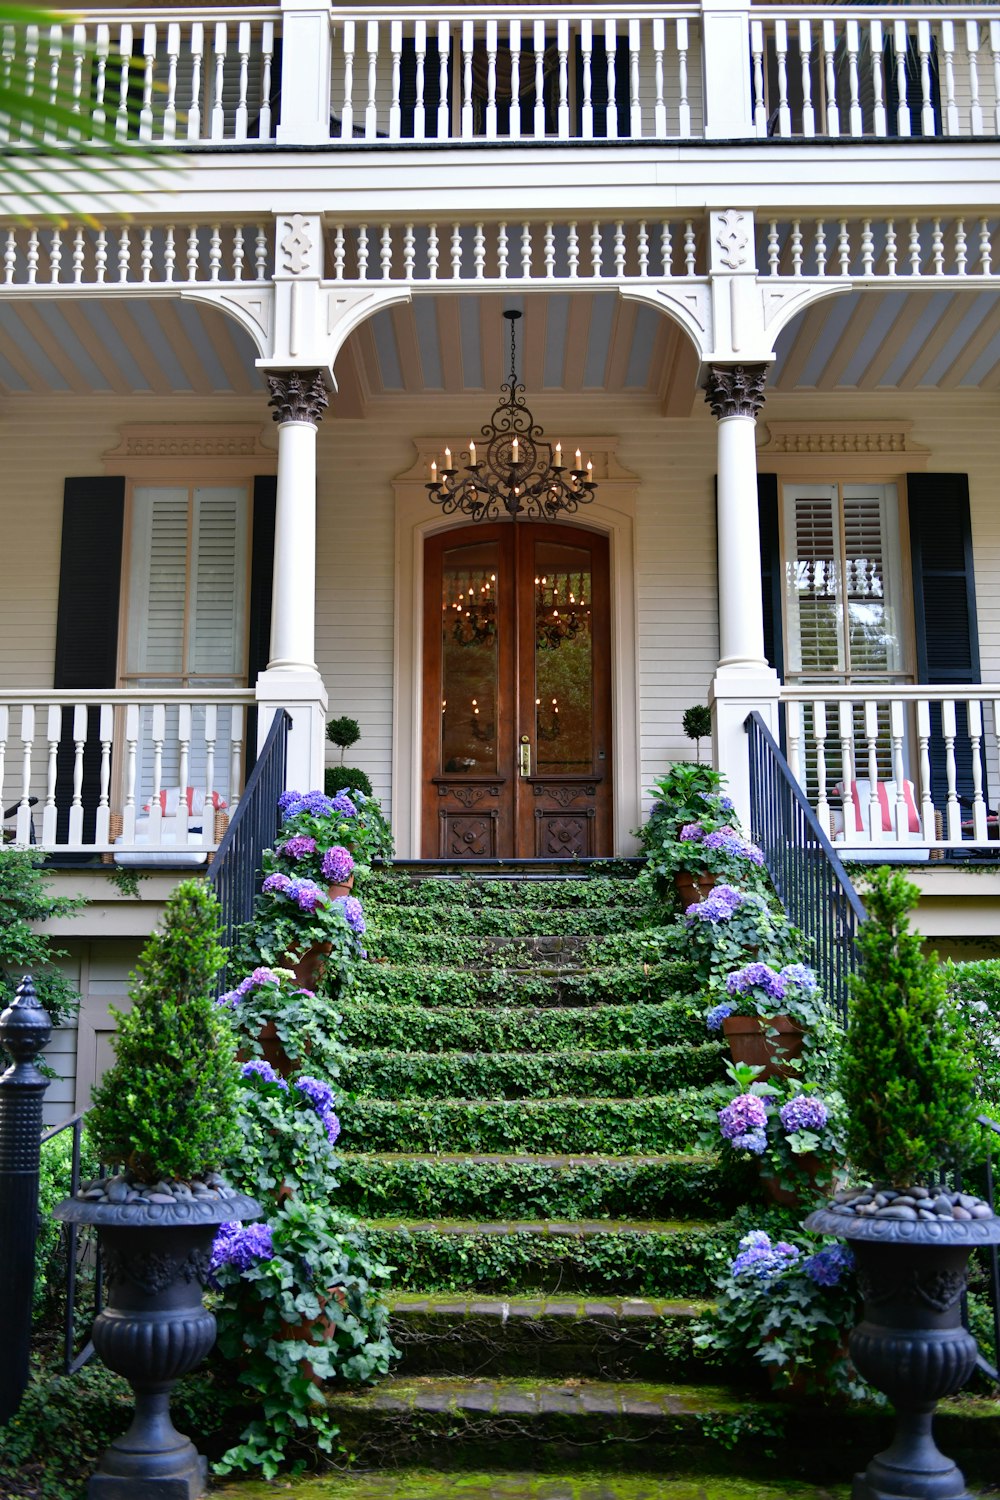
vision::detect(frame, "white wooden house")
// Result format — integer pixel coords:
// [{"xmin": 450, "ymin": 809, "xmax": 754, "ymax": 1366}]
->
[{"xmin": 3, "ymin": 0, "xmax": 1000, "ymax": 1115}]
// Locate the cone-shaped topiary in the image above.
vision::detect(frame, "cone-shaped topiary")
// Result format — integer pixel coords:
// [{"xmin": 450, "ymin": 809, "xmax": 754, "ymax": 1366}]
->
[
  {"xmin": 88, "ymin": 880, "xmax": 242, "ymax": 1183},
  {"xmin": 840, "ymin": 866, "xmax": 979, "ymax": 1188}
]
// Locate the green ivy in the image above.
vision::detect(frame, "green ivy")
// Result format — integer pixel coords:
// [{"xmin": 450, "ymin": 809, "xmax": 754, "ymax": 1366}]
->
[
  {"xmin": 352, "ymin": 960, "xmax": 698, "ymax": 1010},
  {"xmin": 338, "ymin": 997, "xmax": 708, "ymax": 1052},
  {"xmin": 364, "ymin": 873, "xmax": 648, "ymax": 911},
  {"xmin": 0, "ymin": 845, "xmax": 84, "ymax": 1032}
]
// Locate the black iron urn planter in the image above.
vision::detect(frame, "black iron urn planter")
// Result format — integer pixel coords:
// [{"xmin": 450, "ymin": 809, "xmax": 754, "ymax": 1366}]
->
[
  {"xmin": 805, "ymin": 1199, "xmax": 1000, "ymax": 1500},
  {"xmin": 55, "ymin": 1179, "xmax": 261, "ymax": 1499}
]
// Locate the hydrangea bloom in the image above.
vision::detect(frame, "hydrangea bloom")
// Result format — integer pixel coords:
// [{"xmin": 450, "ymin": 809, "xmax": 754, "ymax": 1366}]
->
[
  {"xmin": 217, "ymin": 966, "xmax": 281, "ymax": 1008},
  {"xmin": 330, "ymin": 792, "xmax": 358, "ymax": 818},
  {"xmin": 780, "ymin": 963, "xmax": 819, "ymax": 995},
  {"xmin": 779, "ymin": 1095, "xmax": 829, "ymax": 1134},
  {"xmin": 279, "ymin": 835, "xmax": 317, "ymax": 861},
  {"xmin": 241, "ymin": 1059, "xmax": 288, "ymax": 1089},
  {"xmin": 277, "ymin": 790, "xmax": 304, "ymax": 814},
  {"xmin": 295, "ymin": 1075, "xmax": 341, "ymax": 1144},
  {"xmin": 803, "ymin": 1244, "xmax": 854, "ymax": 1287},
  {"xmin": 702, "ymin": 827, "xmax": 765, "ymax": 866},
  {"xmin": 210, "ymin": 1221, "xmax": 274, "ymax": 1276},
  {"xmin": 731, "ymin": 1129, "xmax": 768, "ymax": 1154},
  {"xmin": 262, "ymin": 872, "xmax": 292, "ymax": 896},
  {"xmin": 686, "ymin": 884, "xmax": 745, "ymax": 923},
  {"xmin": 281, "ymin": 791, "xmax": 335, "ymax": 819},
  {"xmin": 286, "ymin": 877, "xmax": 328, "ymax": 914},
  {"xmin": 730, "ymin": 1231, "xmax": 800, "ymax": 1279},
  {"xmin": 679, "ymin": 822, "xmax": 705, "ymax": 841},
  {"xmin": 726, "ymin": 962, "xmax": 787, "ymax": 1002},
  {"xmin": 718, "ymin": 1092, "xmax": 768, "ymax": 1141},
  {"xmin": 706, "ymin": 1001, "xmax": 734, "ymax": 1032},
  {"xmin": 321, "ymin": 845, "xmax": 355, "ymax": 884},
  {"xmin": 335, "ymin": 894, "xmax": 366, "ymax": 935}
]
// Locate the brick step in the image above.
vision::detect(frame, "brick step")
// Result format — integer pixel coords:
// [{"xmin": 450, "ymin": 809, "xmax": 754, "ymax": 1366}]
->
[
  {"xmin": 336, "ymin": 1151, "xmax": 745, "ymax": 1221},
  {"xmin": 338, "ymin": 999, "xmax": 708, "ymax": 1053},
  {"xmin": 338, "ymin": 1090, "xmax": 717, "ymax": 1156},
  {"xmin": 387, "ymin": 1292, "xmax": 707, "ymax": 1379},
  {"xmin": 341, "ymin": 1044, "xmax": 722, "ymax": 1100},
  {"xmin": 361, "ymin": 1217, "xmax": 727, "ymax": 1296},
  {"xmin": 350, "ymin": 961, "xmax": 698, "ymax": 1009}
]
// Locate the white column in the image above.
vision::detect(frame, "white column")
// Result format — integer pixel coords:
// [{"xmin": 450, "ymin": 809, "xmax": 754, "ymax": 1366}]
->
[
  {"xmin": 276, "ymin": 1, "xmax": 333, "ymax": 144},
  {"xmin": 705, "ymin": 363, "xmax": 780, "ymax": 827},
  {"xmin": 701, "ymin": 0, "xmax": 755, "ymax": 139},
  {"xmin": 255, "ymin": 369, "xmax": 329, "ymax": 791}
]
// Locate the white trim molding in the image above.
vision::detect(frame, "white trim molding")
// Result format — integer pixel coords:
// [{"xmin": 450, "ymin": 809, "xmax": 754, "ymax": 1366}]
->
[
  {"xmin": 757, "ymin": 420, "xmax": 930, "ymax": 477},
  {"xmin": 103, "ymin": 423, "xmax": 276, "ymax": 478},
  {"xmin": 391, "ymin": 438, "xmax": 641, "ymax": 860}
]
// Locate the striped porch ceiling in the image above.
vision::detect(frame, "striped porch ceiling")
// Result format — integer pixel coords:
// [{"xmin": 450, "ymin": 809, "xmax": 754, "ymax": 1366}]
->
[{"xmin": 1, "ymin": 286, "xmax": 1000, "ymax": 408}]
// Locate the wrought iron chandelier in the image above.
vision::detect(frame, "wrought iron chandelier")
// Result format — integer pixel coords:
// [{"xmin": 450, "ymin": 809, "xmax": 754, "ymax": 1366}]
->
[{"xmin": 426, "ymin": 310, "xmax": 598, "ymax": 522}]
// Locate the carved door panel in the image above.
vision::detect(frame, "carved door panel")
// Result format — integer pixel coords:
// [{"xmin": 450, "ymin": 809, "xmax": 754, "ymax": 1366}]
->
[{"xmin": 422, "ymin": 524, "xmax": 612, "ymax": 859}]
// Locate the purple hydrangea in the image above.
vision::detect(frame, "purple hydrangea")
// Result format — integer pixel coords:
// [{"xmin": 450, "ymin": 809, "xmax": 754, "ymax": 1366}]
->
[
  {"xmin": 241, "ymin": 1059, "xmax": 288, "ymax": 1089},
  {"xmin": 706, "ymin": 1001, "xmax": 734, "ymax": 1032},
  {"xmin": 686, "ymin": 884, "xmax": 745, "ymax": 923},
  {"xmin": 780, "ymin": 964, "xmax": 819, "ymax": 995},
  {"xmin": 335, "ymin": 894, "xmax": 366, "ymax": 935},
  {"xmin": 262, "ymin": 872, "xmax": 292, "ymax": 896},
  {"xmin": 217, "ymin": 966, "xmax": 281, "ymax": 1008},
  {"xmin": 330, "ymin": 792, "xmax": 358, "ymax": 818},
  {"xmin": 804, "ymin": 1244, "xmax": 854, "ymax": 1287},
  {"xmin": 731, "ymin": 1129, "xmax": 768, "ymax": 1154},
  {"xmin": 281, "ymin": 791, "xmax": 335, "ymax": 819},
  {"xmin": 321, "ymin": 845, "xmax": 355, "ymax": 884},
  {"xmin": 726, "ymin": 962, "xmax": 787, "ymax": 1002},
  {"xmin": 702, "ymin": 828, "xmax": 765, "ymax": 866},
  {"xmin": 277, "ymin": 789, "xmax": 304, "ymax": 814},
  {"xmin": 210, "ymin": 1221, "xmax": 274, "ymax": 1276},
  {"xmin": 730, "ymin": 1231, "xmax": 800, "ymax": 1279},
  {"xmin": 679, "ymin": 822, "xmax": 705, "ymax": 842},
  {"xmin": 779, "ymin": 1095, "xmax": 830, "ymax": 1134},
  {"xmin": 287, "ymin": 877, "xmax": 328, "ymax": 914},
  {"xmin": 295, "ymin": 1075, "xmax": 341, "ymax": 1145},
  {"xmin": 279, "ymin": 835, "xmax": 317, "ymax": 861},
  {"xmin": 718, "ymin": 1092, "xmax": 768, "ymax": 1142}
]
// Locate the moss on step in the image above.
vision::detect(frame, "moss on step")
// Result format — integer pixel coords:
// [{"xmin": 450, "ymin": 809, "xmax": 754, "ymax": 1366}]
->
[{"xmin": 215, "ymin": 1474, "xmax": 853, "ymax": 1500}]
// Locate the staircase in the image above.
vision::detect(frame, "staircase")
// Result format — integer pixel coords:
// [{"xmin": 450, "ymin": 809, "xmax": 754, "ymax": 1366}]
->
[{"xmin": 322, "ymin": 864, "xmax": 997, "ymax": 1490}]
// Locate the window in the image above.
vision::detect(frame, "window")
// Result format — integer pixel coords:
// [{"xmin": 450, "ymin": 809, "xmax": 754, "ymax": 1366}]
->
[
  {"xmin": 783, "ymin": 481, "xmax": 904, "ymax": 682},
  {"xmin": 122, "ymin": 483, "xmax": 249, "ymax": 802}
]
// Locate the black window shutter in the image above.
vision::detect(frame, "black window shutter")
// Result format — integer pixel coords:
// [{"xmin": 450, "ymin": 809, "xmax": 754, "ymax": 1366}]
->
[
  {"xmin": 399, "ymin": 34, "xmax": 444, "ymax": 139},
  {"xmin": 886, "ymin": 34, "xmax": 941, "ymax": 139},
  {"xmin": 757, "ymin": 473, "xmax": 783, "ymax": 680},
  {"xmin": 53, "ymin": 477, "xmax": 125, "ymax": 844},
  {"xmin": 908, "ymin": 472, "xmax": 981, "ymax": 808},
  {"xmin": 245, "ymin": 475, "xmax": 277, "ymax": 776},
  {"xmin": 574, "ymin": 34, "xmax": 630, "ymax": 138}
]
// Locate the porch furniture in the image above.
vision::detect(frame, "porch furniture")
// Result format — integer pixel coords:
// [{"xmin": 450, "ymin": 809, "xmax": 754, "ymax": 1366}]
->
[{"xmin": 103, "ymin": 788, "xmax": 230, "ymax": 868}]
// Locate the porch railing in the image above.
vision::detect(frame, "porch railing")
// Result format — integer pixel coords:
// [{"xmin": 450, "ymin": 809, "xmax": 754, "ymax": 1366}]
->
[
  {"xmin": 207, "ymin": 708, "xmax": 289, "ymax": 966},
  {"xmin": 0, "ymin": 689, "xmax": 256, "ymax": 857},
  {"xmin": 746, "ymin": 709, "xmax": 866, "ymax": 1025},
  {"xmin": 779, "ymin": 683, "xmax": 1000, "ymax": 858}
]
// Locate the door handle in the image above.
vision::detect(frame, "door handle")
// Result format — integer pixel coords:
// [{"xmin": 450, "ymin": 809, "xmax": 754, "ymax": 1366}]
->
[{"xmin": 519, "ymin": 736, "xmax": 531, "ymax": 777}]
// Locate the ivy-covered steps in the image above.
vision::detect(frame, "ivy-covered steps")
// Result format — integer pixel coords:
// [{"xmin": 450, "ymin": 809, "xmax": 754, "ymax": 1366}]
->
[{"xmin": 331, "ymin": 866, "xmax": 765, "ymax": 1475}]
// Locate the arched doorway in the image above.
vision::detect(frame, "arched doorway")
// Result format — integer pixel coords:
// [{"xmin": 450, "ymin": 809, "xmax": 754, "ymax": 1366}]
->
[{"xmin": 421, "ymin": 522, "xmax": 613, "ymax": 859}]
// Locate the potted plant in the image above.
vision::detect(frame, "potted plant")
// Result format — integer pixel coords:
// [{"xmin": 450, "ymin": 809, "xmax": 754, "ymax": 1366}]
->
[
  {"xmin": 667, "ymin": 821, "xmax": 767, "ymax": 909},
  {"xmin": 220, "ymin": 964, "xmax": 347, "ymax": 1081},
  {"xmin": 683, "ymin": 884, "xmax": 804, "ymax": 987},
  {"xmin": 240, "ymin": 872, "xmax": 366, "ymax": 992},
  {"xmin": 715, "ymin": 1059, "xmax": 847, "ymax": 1208},
  {"xmin": 53, "ymin": 880, "xmax": 260, "ymax": 1500},
  {"xmin": 805, "ymin": 868, "xmax": 1000, "ymax": 1500},
  {"xmin": 277, "ymin": 787, "xmax": 394, "ymax": 876},
  {"xmin": 682, "ymin": 703, "xmax": 713, "ymax": 764},
  {"xmin": 325, "ymin": 714, "xmax": 375, "ymax": 801},
  {"xmin": 264, "ymin": 830, "xmax": 356, "ymax": 900},
  {"xmin": 707, "ymin": 960, "xmax": 830, "ymax": 1079}
]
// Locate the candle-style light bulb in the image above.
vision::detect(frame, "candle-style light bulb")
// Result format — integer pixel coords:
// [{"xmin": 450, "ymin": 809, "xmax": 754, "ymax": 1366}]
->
[
  {"xmin": 445, "ymin": 446, "xmax": 452, "ymax": 469},
  {"xmin": 469, "ymin": 440, "xmax": 477, "ymax": 465},
  {"xmin": 430, "ymin": 459, "xmax": 438, "ymax": 483},
  {"xmin": 555, "ymin": 442, "xmax": 562, "ymax": 465},
  {"xmin": 512, "ymin": 436, "xmax": 519, "ymax": 461},
  {"xmin": 575, "ymin": 448, "xmax": 582, "ymax": 469}
]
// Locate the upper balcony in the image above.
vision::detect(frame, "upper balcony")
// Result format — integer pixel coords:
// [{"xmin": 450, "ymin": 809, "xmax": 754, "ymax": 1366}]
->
[{"xmin": 3, "ymin": 2, "xmax": 999, "ymax": 167}]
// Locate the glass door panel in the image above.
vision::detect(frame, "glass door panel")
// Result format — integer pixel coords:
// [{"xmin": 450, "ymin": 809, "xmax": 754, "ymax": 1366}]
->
[
  {"xmin": 439, "ymin": 541, "xmax": 501, "ymax": 776},
  {"xmin": 532, "ymin": 543, "xmax": 595, "ymax": 776}
]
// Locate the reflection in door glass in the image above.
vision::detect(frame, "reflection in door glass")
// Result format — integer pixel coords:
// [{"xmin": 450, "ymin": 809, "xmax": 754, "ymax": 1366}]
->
[
  {"xmin": 534, "ymin": 543, "xmax": 593, "ymax": 775},
  {"xmin": 440, "ymin": 542, "xmax": 500, "ymax": 776}
]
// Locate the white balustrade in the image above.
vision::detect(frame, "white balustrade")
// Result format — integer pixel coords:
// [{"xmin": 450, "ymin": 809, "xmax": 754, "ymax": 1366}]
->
[
  {"xmin": 0, "ymin": 11, "xmax": 277, "ymax": 146},
  {"xmin": 780, "ymin": 684, "xmax": 1000, "ymax": 854},
  {"xmin": 764, "ymin": 215, "xmax": 1000, "ymax": 282},
  {"xmin": 329, "ymin": 9, "xmax": 701, "ymax": 143},
  {"xmin": 0, "ymin": 221, "xmax": 270, "ymax": 290},
  {"xmin": 751, "ymin": 7, "xmax": 1000, "ymax": 142},
  {"xmin": 0, "ymin": 691, "xmax": 254, "ymax": 855},
  {"xmin": 326, "ymin": 217, "xmax": 703, "ymax": 283}
]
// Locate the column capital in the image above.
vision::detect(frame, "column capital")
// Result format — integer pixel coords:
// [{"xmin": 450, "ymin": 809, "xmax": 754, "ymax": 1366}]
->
[
  {"xmin": 267, "ymin": 369, "xmax": 329, "ymax": 426},
  {"xmin": 704, "ymin": 363, "xmax": 768, "ymax": 421}
]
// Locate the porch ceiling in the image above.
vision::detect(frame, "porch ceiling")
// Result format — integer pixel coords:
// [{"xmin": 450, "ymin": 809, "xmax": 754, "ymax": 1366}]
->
[{"xmin": 2, "ymin": 284, "xmax": 1000, "ymax": 408}]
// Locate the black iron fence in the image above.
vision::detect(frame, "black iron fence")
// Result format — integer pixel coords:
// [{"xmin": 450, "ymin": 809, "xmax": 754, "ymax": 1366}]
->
[
  {"xmin": 207, "ymin": 709, "xmax": 289, "ymax": 980},
  {"xmin": 746, "ymin": 710, "xmax": 866, "ymax": 1026},
  {"xmin": 39, "ymin": 1111, "xmax": 103, "ymax": 1376}
]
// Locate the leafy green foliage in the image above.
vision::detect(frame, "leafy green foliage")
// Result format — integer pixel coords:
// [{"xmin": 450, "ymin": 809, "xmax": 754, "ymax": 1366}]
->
[
  {"xmin": 350, "ymin": 958, "xmax": 696, "ymax": 1009},
  {"xmin": 225, "ymin": 966, "xmax": 347, "ymax": 1081},
  {"xmin": 326, "ymin": 765, "xmax": 374, "ymax": 799},
  {"xmin": 227, "ymin": 1064, "xmax": 342, "ymax": 1209},
  {"xmin": 946, "ymin": 958, "xmax": 1000, "ymax": 1114},
  {"xmin": 212, "ymin": 1200, "xmax": 397, "ymax": 1479},
  {"xmin": 365, "ymin": 872, "xmax": 647, "ymax": 911},
  {"xmin": 368, "ymin": 903, "xmax": 643, "ymax": 938},
  {"xmin": 0, "ymin": 1360, "xmax": 132, "ymax": 1500},
  {"xmin": 0, "ymin": 845, "xmax": 83, "ymax": 1031},
  {"xmin": 841, "ymin": 867, "xmax": 979, "ymax": 1186},
  {"xmin": 232, "ymin": 886, "xmax": 362, "ymax": 997},
  {"xmin": 683, "ymin": 705, "xmax": 713, "ymax": 744},
  {"xmin": 33, "ymin": 1128, "xmax": 99, "ymax": 1320},
  {"xmin": 682, "ymin": 893, "xmax": 805, "ymax": 986},
  {"xmin": 327, "ymin": 714, "xmax": 362, "ymax": 758},
  {"xmin": 88, "ymin": 880, "xmax": 242, "ymax": 1181},
  {"xmin": 339, "ymin": 996, "xmax": 708, "ymax": 1052}
]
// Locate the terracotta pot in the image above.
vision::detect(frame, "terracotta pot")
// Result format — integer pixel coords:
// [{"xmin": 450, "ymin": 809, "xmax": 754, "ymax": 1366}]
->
[
  {"xmin": 759, "ymin": 1152, "xmax": 830, "ymax": 1209},
  {"xmin": 674, "ymin": 870, "xmax": 717, "ymax": 909},
  {"xmin": 278, "ymin": 1287, "xmax": 348, "ymax": 1382},
  {"xmin": 326, "ymin": 872, "xmax": 355, "ymax": 903},
  {"xmin": 722, "ymin": 1013, "xmax": 804, "ymax": 1081},
  {"xmin": 284, "ymin": 940, "xmax": 333, "ymax": 991},
  {"xmin": 256, "ymin": 1020, "xmax": 295, "ymax": 1079}
]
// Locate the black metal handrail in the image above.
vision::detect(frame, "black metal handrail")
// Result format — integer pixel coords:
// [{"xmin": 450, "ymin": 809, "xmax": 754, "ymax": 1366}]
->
[
  {"xmin": 39, "ymin": 1111, "xmax": 102, "ymax": 1375},
  {"xmin": 207, "ymin": 709, "xmax": 289, "ymax": 976},
  {"xmin": 746, "ymin": 710, "xmax": 866, "ymax": 1026}
]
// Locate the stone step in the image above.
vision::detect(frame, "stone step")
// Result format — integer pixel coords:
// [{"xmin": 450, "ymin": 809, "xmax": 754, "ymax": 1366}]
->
[
  {"xmin": 338, "ymin": 999, "xmax": 708, "ymax": 1053},
  {"xmin": 387, "ymin": 1292, "xmax": 707, "ymax": 1380},
  {"xmin": 350, "ymin": 961, "xmax": 698, "ymax": 1009},
  {"xmin": 389, "ymin": 858, "xmax": 644, "ymax": 882},
  {"xmin": 338, "ymin": 1090, "xmax": 718, "ymax": 1156},
  {"xmin": 364, "ymin": 873, "xmax": 650, "ymax": 911},
  {"xmin": 365, "ymin": 929, "xmax": 684, "ymax": 968},
  {"xmin": 369, "ymin": 908, "xmax": 648, "ymax": 938},
  {"xmin": 215, "ymin": 1473, "xmax": 857, "ymax": 1500},
  {"xmin": 336, "ymin": 1151, "xmax": 744, "ymax": 1221},
  {"xmin": 361, "ymin": 1217, "xmax": 727, "ymax": 1296},
  {"xmin": 340, "ymin": 1045, "xmax": 723, "ymax": 1100}
]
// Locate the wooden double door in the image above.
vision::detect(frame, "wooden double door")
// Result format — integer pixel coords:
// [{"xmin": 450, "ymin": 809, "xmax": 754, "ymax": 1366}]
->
[{"xmin": 422, "ymin": 522, "xmax": 613, "ymax": 859}]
